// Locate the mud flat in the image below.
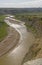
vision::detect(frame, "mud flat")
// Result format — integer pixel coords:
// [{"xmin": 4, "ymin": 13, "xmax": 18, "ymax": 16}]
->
[{"xmin": 0, "ymin": 26, "xmax": 20, "ymax": 57}]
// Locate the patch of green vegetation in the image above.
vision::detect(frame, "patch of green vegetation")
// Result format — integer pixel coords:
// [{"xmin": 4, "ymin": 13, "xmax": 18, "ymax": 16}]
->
[
  {"xmin": 0, "ymin": 15, "xmax": 5, "ymax": 21},
  {"xmin": 25, "ymin": 23, "xmax": 37, "ymax": 33},
  {"xmin": 15, "ymin": 13, "xmax": 42, "ymax": 37},
  {"xmin": 0, "ymin": 15, "xmax": 8, "ymax": 42}
]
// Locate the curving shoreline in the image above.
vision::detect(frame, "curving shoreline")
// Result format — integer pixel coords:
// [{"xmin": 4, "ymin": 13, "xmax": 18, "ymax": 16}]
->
[
  {"xmin": 0, "ymin": 16, "xmax": 35, "ymax": 65},
  {"xmin": 0, "ymin": 24, "xmax": 20, "ymax": 56}
]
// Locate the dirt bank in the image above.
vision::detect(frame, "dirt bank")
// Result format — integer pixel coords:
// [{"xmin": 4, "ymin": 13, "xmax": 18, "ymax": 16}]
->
[{"xmin": 0, "ymin": 26, "xmax": 20, "ymax": 57}]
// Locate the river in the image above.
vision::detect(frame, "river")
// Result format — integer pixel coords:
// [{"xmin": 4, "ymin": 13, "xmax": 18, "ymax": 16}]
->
[{"xmin": 0, "ymin": 16, "xmax": 35, "ymax": 65}]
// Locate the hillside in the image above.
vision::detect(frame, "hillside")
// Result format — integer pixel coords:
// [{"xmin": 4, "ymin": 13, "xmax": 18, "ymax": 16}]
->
[
  {"xmin": 15, "ymin": 14, "xmax": 42, "ymax": 65},
  {"xmin": 15, "ymin": 14, "xmax": 42, "ymax": 37}
]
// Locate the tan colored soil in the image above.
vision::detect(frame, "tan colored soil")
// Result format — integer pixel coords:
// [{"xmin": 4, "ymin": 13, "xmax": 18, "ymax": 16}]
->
[{"xmin": 0, "ymin": 27, "xmax": 20, "ymax": 56}]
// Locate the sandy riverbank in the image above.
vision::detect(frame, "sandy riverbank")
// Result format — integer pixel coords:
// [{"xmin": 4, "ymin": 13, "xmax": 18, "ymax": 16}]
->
[{"xmin": 0, "ymin": 26, "xmax": 20, "ymax": 57}]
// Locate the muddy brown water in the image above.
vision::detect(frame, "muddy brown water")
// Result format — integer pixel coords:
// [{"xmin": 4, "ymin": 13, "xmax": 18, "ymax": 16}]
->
[{"xmin": 0, "ymin": 17, "xmax": 35, "ymax": 65}]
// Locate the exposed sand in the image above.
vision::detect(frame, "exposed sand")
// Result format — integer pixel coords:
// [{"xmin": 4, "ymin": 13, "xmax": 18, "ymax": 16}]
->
[{"xmin": 0, "ymin": 26, "xmax": 20, "ymax": 56}]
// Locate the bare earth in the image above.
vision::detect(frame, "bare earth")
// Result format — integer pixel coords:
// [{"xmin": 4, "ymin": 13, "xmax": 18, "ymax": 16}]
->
[{"xmin": 0, "ymin": 26, "xmax": 20, "ymax": 56}]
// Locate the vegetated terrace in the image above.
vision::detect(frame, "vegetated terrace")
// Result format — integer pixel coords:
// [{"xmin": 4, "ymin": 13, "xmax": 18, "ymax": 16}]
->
[{"xmin": 0, "ymin": 15, "xmax": 8, "ymax": 42}]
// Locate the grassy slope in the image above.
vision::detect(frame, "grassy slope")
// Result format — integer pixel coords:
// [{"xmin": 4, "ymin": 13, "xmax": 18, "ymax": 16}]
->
[
  {"xmin": 15, "ymin": 13, "xmax": 42, "ymax": 37},
  {"xmin": 15, "ymin": 13, "xmax": 42, "ymax": 64},
  {"xmin": 0, "ymin": 15, "xmax": 8, "ymax": 42}
]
